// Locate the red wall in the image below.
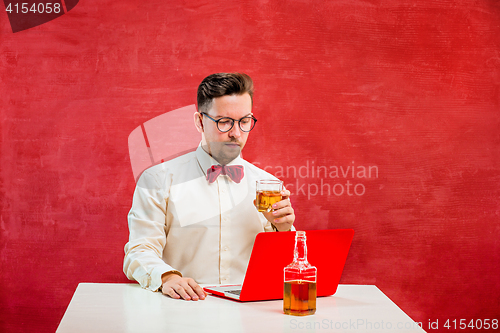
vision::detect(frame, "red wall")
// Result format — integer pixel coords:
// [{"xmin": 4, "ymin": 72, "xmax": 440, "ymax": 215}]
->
[{"xmin": 1, "ymin": 1, "xmax": 499, "ymax": 332}]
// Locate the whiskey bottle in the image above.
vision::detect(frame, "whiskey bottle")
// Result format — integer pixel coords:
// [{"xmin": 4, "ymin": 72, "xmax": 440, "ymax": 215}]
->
[{"xmin": 283, "ymin": 231, "xmax": 317, "ymax": 316}]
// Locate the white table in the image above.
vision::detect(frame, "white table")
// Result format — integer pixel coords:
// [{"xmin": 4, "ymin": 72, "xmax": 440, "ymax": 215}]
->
[{"xmin": 56, "ymin": 283, "xmax": 425, "ymax": 333}]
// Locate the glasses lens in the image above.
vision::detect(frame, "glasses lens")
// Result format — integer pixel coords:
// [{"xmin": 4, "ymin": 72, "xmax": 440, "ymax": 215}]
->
[
  {"xmin": 217, "ymin": 118, "xmax": 234, "ymax": 132},
  {"xmin": 239, "ymin": 117, "xmax": 256, "ymax": 132}
]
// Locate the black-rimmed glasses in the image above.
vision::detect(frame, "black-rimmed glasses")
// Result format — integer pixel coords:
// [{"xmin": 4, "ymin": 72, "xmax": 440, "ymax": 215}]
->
[{"xmin": 201, "ymin": 112, "xmax": 257, "ymax": 133}]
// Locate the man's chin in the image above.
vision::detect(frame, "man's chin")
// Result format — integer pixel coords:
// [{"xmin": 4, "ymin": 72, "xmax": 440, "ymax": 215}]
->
[
  {"xmin": 202, "ymin": 142, "xmax": 242, "ymax": 165},
  {"xmin": 213, "ymin": 145, "xmax": 239, "ymax": 164},
  {"xmin": 221, "ymin": 147, "xmax": 241, "ymax": 163}
]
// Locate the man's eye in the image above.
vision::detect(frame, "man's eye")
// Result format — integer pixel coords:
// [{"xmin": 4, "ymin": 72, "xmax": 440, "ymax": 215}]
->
[
  {"xmin": 219, "ymin": 120, "xmax": 232, "ymax": 125},
  {"xmin": 240, "ymin": 118, "xmax": 251, "ymax": 124}
]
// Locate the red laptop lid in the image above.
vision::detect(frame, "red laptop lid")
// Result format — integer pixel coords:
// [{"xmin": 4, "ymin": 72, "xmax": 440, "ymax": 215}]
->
[{"xmin": 239, "ymin": 229, "xmax": 354, "ymax": 301}]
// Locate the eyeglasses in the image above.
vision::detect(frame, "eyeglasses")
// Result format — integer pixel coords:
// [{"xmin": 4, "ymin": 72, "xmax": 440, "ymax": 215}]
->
[{"xmin": 201, "ymin": 112, "xmax": 257, "ymax": 133}]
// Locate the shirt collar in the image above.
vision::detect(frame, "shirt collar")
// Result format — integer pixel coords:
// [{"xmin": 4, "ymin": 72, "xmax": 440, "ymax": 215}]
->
[{"xmin": 195, "ymin": 142, "xmax": 244, "ymax": 177}]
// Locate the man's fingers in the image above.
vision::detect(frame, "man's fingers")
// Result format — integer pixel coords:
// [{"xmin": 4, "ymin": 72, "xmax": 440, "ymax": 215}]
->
[
  {"xmin": 273, "ymin": 212, "xmax": 294, "ymax": 224},
  {"xmin": 161, "ymin": 275, "xmax": 208, "ymax": 301},
  {"xmin": 271, "ymin": 203, "xmax": 295, "ymax": 231},
  {"xmin": 181, "ymin": 283, "xmax": 199, "ymax": 301},
  {"xmin": 173, "ymin": 285, "xmax": 193, "ymax": 300},
  {"xmin": 182, "ymin": 279, "xmax": 206, "ymax": 301},
  {"xmin": 188, "ymin": 280, "xmax": 207, "ymax": 300},
  {"xmin": 272, "ymin": 205, "xmax": 294, "ymax": 220},
  {"xmin": 193, "ymin": 284, "xmax": 207, "ymax": 299},
  {"xmin": 272, "ymin": 205, "xmax": 294, "ymax": 218},
  {"xmin": 272, "ymin": 198, "xmax": 291, "ymax": 211},
  {"xmin": 163, "ymin": 287, "xmax": 181, "ymax": 299}
]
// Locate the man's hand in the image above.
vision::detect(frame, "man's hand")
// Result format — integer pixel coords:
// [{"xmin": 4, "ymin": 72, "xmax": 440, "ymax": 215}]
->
[
  {"xmin": 161, "ymin": 272, "xmax": 207, "ymax": 301},
  {"xmin": 258, "ymin": 189, "xmax": 295, "ymax": 232}
]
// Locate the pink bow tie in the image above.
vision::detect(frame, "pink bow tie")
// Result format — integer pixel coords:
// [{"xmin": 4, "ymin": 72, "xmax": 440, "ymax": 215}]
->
[{"xmin": 206, "ymin": 165, "xmax": 244, "ymax": 183}]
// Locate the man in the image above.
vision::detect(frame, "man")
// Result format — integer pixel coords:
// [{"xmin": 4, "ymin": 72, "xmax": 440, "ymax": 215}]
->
[{"xmin": 124, "ymin": 73, "xmax": 295, "ymax": 301}]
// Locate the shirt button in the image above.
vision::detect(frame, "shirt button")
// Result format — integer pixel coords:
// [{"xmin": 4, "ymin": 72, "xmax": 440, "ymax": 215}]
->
[{"xmin": 223, "ymin": 246, "xmax": 228, "ymax": 251}]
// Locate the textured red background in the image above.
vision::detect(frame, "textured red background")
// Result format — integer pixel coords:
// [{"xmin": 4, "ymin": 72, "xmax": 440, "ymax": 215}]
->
[{"xmin": 1, "ymin": 1, "xmax": 499, "ymax": 332}]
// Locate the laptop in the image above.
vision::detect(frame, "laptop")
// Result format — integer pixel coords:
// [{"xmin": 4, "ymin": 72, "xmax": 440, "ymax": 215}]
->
[{"xmin": 203, "ymin": 229, "xmax": 354, "ymax": 302}]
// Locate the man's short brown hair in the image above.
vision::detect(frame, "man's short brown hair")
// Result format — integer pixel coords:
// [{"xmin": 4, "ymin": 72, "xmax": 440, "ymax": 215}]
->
[{"xmin": 197, "ymin": 73, "xmax": 254, "ymax": 113}]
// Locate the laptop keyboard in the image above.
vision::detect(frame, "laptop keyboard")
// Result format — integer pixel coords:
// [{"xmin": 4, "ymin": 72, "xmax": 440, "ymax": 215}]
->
[{"xmin": 226, "ymin": 290, "xmax": 241, "ymax": 296}]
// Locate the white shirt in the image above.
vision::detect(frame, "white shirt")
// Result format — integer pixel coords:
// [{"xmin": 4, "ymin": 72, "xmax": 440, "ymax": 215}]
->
[{"xmin": 124, "ymin": 143, "xmax": 280, "ymax": 291}]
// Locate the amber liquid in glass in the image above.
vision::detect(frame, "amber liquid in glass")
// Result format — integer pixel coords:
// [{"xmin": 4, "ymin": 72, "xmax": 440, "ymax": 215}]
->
[
  {"xmin": 283, "ymin": 280, "xmax": 317, "ymax": 316},
  {"xmin": 256, "ymin": 190, "xmax": 282, "ymax": 212}
]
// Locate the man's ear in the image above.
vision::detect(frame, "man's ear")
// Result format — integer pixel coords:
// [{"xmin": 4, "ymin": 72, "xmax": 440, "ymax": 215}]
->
[{"xmin": 194, "ymin": 112, "xmax": 204, "ymax": 133}]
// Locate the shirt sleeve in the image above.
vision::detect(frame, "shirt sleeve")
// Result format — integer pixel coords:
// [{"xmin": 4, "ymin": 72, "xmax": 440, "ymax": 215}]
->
[{"xmin": 123, "ymin": 169, "xmax": 179, "ymax": 292}]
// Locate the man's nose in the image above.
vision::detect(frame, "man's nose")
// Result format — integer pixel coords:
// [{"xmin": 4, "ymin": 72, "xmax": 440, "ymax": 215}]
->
[{"xmin": 228, "ymin": 122, "xmax": 241, "ymax": 138}]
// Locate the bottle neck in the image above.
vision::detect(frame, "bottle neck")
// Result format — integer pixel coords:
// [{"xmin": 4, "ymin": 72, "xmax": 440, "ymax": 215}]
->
[{"xmin": 293, "ymin": 235, "xmax": 308, "ymax": 263}]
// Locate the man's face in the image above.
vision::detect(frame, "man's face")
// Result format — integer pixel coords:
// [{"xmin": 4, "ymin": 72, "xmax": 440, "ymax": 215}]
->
[{"xmin": 197, "ymin": 93, "xmax": 252, "ymax": 165}]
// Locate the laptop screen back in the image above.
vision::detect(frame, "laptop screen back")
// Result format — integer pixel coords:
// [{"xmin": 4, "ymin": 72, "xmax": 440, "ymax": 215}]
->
[{"xmin": 239, "ymin": 229, "xmax": 354, "ymax": 301}]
